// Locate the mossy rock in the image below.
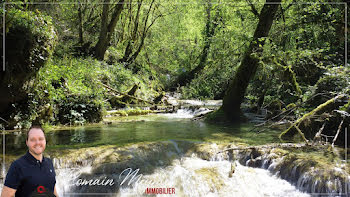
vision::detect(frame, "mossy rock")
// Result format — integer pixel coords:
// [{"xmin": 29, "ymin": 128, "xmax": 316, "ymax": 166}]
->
[{"xmin": 108, "ymin": 108, "xmax": 153, "ymax": 117}]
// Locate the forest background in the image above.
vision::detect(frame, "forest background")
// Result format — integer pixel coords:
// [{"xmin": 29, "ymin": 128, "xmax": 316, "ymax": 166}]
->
[{"xmin": 0, "ymin": 0, "xmax": 349, "ymax": 146}]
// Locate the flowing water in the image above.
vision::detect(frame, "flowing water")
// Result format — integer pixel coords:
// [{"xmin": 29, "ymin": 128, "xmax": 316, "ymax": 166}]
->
[
  {"xmin": 0, "ymin": 104, "xmax": 348, "ymax": 196},
  {"xmin": 51, "ymin": 140, "xmax": 311, "ymax": 197},
  {"xmin": 116, "ymin": 157, "xmax": 310, "ymax": 197}
]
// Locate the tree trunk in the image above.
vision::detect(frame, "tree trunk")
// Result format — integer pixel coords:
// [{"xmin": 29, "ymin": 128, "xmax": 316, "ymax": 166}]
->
[
  {"xmin": 120, "ymin": 0, "xmax": 142, "ymax": 63},
  {"xmin": 169, "ymin": 1, "xmax": 219, "ymax": 90},
  {"xmin": 78, "ymin": 1, "xmax": 84, "ymax": 44},
  {"xmin": 94, "ymin": 0, "xmax": 110, "ymax": 60},
  {"xmin": 122, "ymin": 0, "xmax": 157, "ymax": 66},
  {"xmin": 94, "ymin": 0, "xmax": 125, "ymax": 60},
  {"xmin": 220, "ymin": 0, "xmax": 281, "ymax": 121}
]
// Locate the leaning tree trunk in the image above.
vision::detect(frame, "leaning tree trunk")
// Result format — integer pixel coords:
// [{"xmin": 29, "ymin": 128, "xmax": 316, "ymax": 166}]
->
[
  {"xmin": 221, "ymin": 0, "xmax": 281, "ymax": 121},
  {"xmin": 94, "ymin": 0, "xmax": 125, "ymax": 60}
]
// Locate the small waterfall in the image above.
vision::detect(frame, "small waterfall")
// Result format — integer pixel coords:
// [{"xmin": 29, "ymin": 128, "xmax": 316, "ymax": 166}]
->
[
  {"xmin": 52, "ymin": 142, "xmax": 324, "ymax": 196},
  {"xmin": 168, "ymin": 140, "xmax": 182, "ymax": 154},
  {"xmin": 118, "ymin": 157, "xmax": 309, "ymax": 197},
  {"xmin": 162, "ymin": 107, "xmax": 212, "ymax": 119},
  {"xmin": 233, "ymin": 147, "xmax": 350, "ymax": 196},
  {"xmin": 177, "ymin": 99, "xmax": 222, "ymax": 107},
  {"xmin": 163, "ymin": 109, "xmax": 195, "ymax": 118}
]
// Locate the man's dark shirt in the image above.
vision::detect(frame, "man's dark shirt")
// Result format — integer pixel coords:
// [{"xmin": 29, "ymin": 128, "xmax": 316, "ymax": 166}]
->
[{"xmin": 4, "ymin": 151, "xmax": 56, "ymax": 197}]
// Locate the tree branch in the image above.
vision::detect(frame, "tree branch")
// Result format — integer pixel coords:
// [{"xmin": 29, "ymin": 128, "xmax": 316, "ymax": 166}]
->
[
  {"xmin": 312, "ymin": 122, "xmax": 326, "ymax": 145},
  {"xmin": 246, "ymin": 0, "xmax": 259, "ymax": 17},
  {"xmin": 331, "ymin": 118, "xmax": 344, "ymax": 147}
]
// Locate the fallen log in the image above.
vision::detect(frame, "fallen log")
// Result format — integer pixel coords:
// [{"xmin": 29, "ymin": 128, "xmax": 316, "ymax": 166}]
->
[
  {"xmin": 100, "ymin": 82, "xmax": 153, "ymax": 104},
  {"xmin": 293, "ymin": 125, "xmax": 309, "ymax": 144},
  {"xmin": 251, "ymin": 93, "xmax": 334, "ymax": 133},
  {"xmin": 279, "ymin": 94, "xmax": 345, "ymax": 141}
]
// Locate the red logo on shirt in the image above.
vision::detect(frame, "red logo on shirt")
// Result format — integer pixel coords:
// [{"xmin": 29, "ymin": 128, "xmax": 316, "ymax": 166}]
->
[
  {"xmin": 30, "ymin": 185, "xmax": 55, "ymax": 197},
  {"xmin": 37, "ymin": 186, "xmax": 46, "ymax": 193}
]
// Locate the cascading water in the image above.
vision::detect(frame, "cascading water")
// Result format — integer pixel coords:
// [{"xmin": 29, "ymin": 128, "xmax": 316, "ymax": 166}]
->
[
  {"xmin": 228, "ymin": 146, "xmax": 349, "ymax": 196},
  {"xmin": 118, "ymin": 157, "xmax": 310, "ymax": 197},
  {"xmin": 162, "ymin": 108, "xmax": 212, "ymax": 119},
  {"xmin": 1, "ymin": 140, "xmax": 348, "ymax": 197},
  {"xmin": 47, "ymin": 140, "xmax": 317, "ymax": 197}
]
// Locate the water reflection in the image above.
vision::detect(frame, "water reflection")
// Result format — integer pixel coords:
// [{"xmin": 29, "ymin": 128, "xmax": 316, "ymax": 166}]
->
[
  {"xmin": 1, "ymin": 128, "xmax": 103, "ymax": 154},
  {"xmin": 1, "ymin": 115, "xmax": 280, "ymax": 155}
]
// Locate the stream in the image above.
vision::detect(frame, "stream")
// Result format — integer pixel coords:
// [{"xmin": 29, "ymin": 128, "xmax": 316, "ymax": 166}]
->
[
  {"xmin": 0, "ymin": 103, "xmax": 349, "ymax": 196},
  {"xmin": 54, "ymin": 156, "xmax": 310, "ymax": 197}
]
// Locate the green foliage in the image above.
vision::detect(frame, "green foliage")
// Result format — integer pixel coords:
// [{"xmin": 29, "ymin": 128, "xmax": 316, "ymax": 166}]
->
[
  {"xmin": 313, "ymin": 67, "xmax": 350, "ymax": 105},
  {"xmin": 316, "ymin": 68, "xmax": 349, "ymax": 95},
  {"xmin": 3, "ymin": 8, "xmax": 56, "ymax": 68},
  {"xmin": 0, "ymin": 8, "xmax": 57, "ymax": 129},
  {"xmin": 179, "ymin": 2, "xmax": 254, "ymax": 99},
  {"xmin": 29, "ymin": 57, "xmax": 105, "ymax": 102},
  {"xmin": 180, "ymin": 60, "xmax": 235, "ymax": 100},
  {"xmin": 57, "ymin": 95, "xmax": 103, "ymax": 125},
  {"xmin": 141, "ymin": 2, "xmax": 205, "ymax": 86},
  {"xmin": 1, "ymin": 8, "xmax": 56, "ymax": 86},
  {"xmin": 20, "ymin": 55, "xmax": 158, "ymax": 126},
  {"xmin": 2, "ymin": 1, "xmax": 348, "ymax": 130},
  {"xmin": 244, "ymin": 1, "xmax": 346, "ymax": 116}
]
